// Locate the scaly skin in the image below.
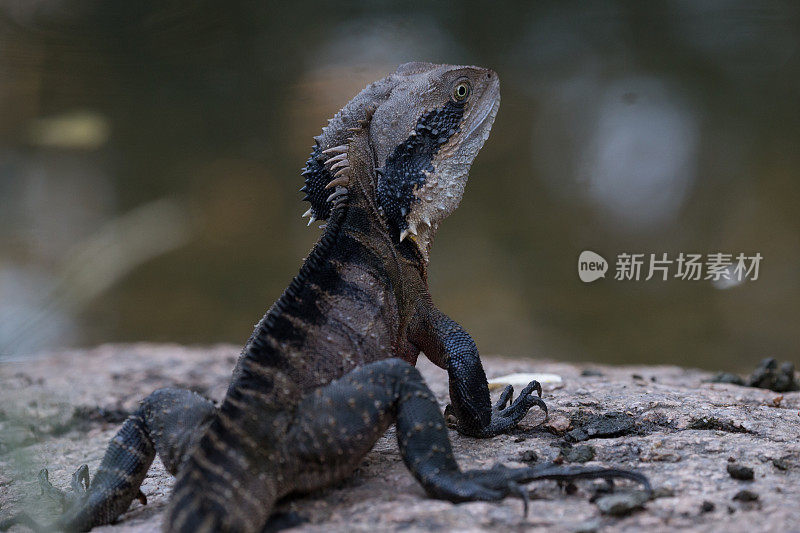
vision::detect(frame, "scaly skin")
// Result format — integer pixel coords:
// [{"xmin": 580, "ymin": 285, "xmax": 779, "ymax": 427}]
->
[{"xmin": 1, "ymin": 64, "xmax": 649, "ymax": 533}]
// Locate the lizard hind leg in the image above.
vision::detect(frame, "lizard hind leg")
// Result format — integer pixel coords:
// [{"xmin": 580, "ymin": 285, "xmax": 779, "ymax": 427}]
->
[
  {"xmin": 62, "ymin": 387, "xmax": 216, "ymax": 530},
  {"xmin": 287, "ymin": 359, "xmax": 649, "ymax": 513},
  {"xmin": 1, "ymin": 388, "xmax": 216, "ymax": 533},
  {"xmin": 283, "ymin": 358, "xmax": 523, "ymax": 501}
]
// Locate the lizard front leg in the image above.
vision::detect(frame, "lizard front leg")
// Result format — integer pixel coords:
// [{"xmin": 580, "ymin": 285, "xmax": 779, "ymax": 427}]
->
[{"xmin": 408, "ymin": 303, "xmax": 546, "ymax": 438}]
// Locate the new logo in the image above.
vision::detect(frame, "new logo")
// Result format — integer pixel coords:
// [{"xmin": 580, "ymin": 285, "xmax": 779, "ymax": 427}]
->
[{"xmin": 578, "ymin": 251, "xmax": 608, "ymax": 283}]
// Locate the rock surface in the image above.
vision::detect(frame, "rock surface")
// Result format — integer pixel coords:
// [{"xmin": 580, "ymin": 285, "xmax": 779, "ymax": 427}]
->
[{"xmin": 1, "ymin": 344, "xmax": 799, "ymax": 532}]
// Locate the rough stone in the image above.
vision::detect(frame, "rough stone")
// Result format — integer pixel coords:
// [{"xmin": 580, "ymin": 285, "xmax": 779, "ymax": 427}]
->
[
  {"xmin": 732, "ymin": 489, "xmax": 759, "ymax": 502},
  {"xmin": 746, "ymin": 358, "xmax": 799, "ymax": 392},
  {"xmin": 594, "ymin": 490, "xmax": 649, "ymax": 516},
  {"xmin": 727, "ymin": 463, "xmax": 754, "ymax": 481},
  {"xmin": 559, "ymin": 444, "xmax": 595, "ymax": 464},
  {"xmin": 518, "ymin": 450, "xmax": 538, "ymax": 463},
  {"xmin": 1, "ymin": 344, "xmax": 799, "ymax": 532}
]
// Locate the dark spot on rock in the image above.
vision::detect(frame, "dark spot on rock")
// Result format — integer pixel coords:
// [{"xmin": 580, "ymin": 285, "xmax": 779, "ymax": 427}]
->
[
  {"xmin": 732, "ymin": 489, "xmax": 759, "ymax": 502},
  {"xmin": 566, "ymin": 428, "xmax": 589, "ymax": 442},
  {"xmin": 772, "ymin": 458, "xmax": 790, "ymax": 471},
  {"xmin": 652, "ymin": 487, "xmax": 675, "ymax": 499},
  {"xmin": 564, "ymin": 481, "xmax": 578, "ymax": 495},
  {"xmin": 519, "ymin": 450, "xmax": 538, "ymax": 463},
  {"xmin": 513, "ymin": 436, "xmax": 526, "ymax": 443},
  {"xmin": 632, "ymin": 374, "xmax": 644, "ymax": 380},
  {"xmin": 13, "ymin": 373, "xmax": 34, "ymax": 386},
  {"xmin": 595, "ymin": 490, "xmax": 649, "ymax": 516},
  {"xmin": 558, "ymin": 443, "xmax": 595, "ymax": 463},
  {"xmin": 568, "ymin": 411, "xmax": 637, "ymax": 441},
  {"xmin": 746, "ymin": 358, "xmax": 799, "ymax": 392},
  {"xmin": 727, "ymin": 464, "xmax": 754, "ymax": 481},
  {"xmin": 701, "ymin": 500, "xmax": 715, "ymax": 513},
  {"xmin": 707, "ymin": 372, "xmax": 745, "ymax": 386},
  {"xmin": 580, "ymin": 369, "xmax": 604, "ymax": 377},
  {"xmin": 688, "ymin": 417, "xmax": 751, "ymax": 434}
]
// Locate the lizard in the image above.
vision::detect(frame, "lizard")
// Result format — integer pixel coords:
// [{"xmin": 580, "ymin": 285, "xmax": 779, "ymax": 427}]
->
[{"xmin": 1, "ymin": 62, "xmax": 649, "ymax": 533}]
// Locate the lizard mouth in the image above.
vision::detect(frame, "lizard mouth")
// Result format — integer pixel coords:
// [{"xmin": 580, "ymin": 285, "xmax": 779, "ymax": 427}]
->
[{"xmin": 463, "ymin": 77, "xmax": 501, "ymax": 141}]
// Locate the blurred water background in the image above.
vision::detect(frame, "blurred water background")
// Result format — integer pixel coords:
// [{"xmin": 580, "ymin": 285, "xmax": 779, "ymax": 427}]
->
[{"xmin": 0, "ymin": 1, "xmax": 798, "ymax": 370}]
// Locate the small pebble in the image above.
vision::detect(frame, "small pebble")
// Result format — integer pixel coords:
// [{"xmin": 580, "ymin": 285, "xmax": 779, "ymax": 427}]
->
[
  {"xmin": 652, "ymin": 487, "xmax": 675, "ymax": 499},
  {"xmin": 562, "ymin": 444, "xmax": 595, "ymax": 463},
  {"xmin": 727, "ymin": 463, "xmax": 754, "ymax": 481},
  {"xmin": 708, "ymin": 372, "xmax": 745, "ymax": 386},
  {"xmin": 519, "ymin": 450, "xmax": 538, "ymax": 463},
  {"xmin": 772, "ymin": 458, "xmax": 789, "ymax": 471},
  {"xmin": 700, "ymin": 500, "xmax": 715, "ymax": 513},
  {"xmin": 595, "ymin": 490, "xmax": 648, "ymax": 516},
  {"xmin": 566, "ymin": 429, "xmax": 589, "ymax": 442},
  {"xmin": 546, "ymin": 414, "xmax": 572, "ymax": 433},
  {"xmin": 732, "ymin": 489, "xmax": 759, "ymax": 502}
]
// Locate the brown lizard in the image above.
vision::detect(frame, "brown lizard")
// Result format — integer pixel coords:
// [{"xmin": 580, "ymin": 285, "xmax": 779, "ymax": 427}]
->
[{"xmin": 1, "ymin": 62, "xmax": 649, "ymax": 533}]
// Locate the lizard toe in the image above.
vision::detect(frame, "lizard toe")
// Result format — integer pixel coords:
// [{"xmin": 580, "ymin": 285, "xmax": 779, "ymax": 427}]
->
[{"xmin": 493, "ymin": 385, "xmax": 514, "ymax": 410}]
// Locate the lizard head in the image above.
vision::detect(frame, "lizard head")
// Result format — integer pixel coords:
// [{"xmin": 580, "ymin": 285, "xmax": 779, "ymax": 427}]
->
[
  {"xmin": 370, "ymin": 63, "xmax": 500, "ymax": 258},
  {"xmin": 302, "ymin": 62, "xmax": 500, "ymax": 259}
]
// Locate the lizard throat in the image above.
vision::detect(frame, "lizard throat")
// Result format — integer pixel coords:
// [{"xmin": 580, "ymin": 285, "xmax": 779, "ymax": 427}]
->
[{"xmin": 376, "ymin": 101, "xmax": 465, "ymax": 241}]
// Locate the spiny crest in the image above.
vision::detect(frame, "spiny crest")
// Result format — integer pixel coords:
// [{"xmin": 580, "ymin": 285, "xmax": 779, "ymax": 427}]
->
[
  {"xmin": 299, "ymin": 73, "xmax": 402, "ymax": 226},
  {"xmin": 300, "ymin": 139, "xmax": 351, "ymax": 225}
]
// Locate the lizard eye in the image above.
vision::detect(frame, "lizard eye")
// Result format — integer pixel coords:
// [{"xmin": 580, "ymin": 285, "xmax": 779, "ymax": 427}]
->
[{"xmin": 452, "ymin": 81, "xmax": 471, "ymax": 102}]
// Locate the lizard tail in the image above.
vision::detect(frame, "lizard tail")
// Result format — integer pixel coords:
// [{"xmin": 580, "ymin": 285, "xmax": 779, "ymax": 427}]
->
[{"xmin": 163, "ymin": 387, "xmax": 282, "ymax": 533}]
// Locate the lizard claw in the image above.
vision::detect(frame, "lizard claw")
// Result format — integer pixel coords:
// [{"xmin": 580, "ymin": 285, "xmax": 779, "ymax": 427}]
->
[
  {"xmin": 70, "ymin": 464, "xmax": 90, "ymax": 494},
  {"xmin": 450, "ymin": 380, "xmax": 549, "ymax": 437},
  {"xmin": 520, "ymin": 379, "xmax": 543, "ymax": 399},
  {"xmin": 440, "ymin": 462, "xmax": 650, "ymax": 512},
  {"xmin": 494, "ymin": 385, "xmax": 514, "ymax": 410},
  {"xmin": 489, "ymin": 380, "xmax": 548, "ymax": 434},
  {"xmin": 38, "ymin": 468, "xmax": 67, "ymax": 509},
  {"xmin": 507, "ymin": 480, "xmax": 529, "ymax": 517}
]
